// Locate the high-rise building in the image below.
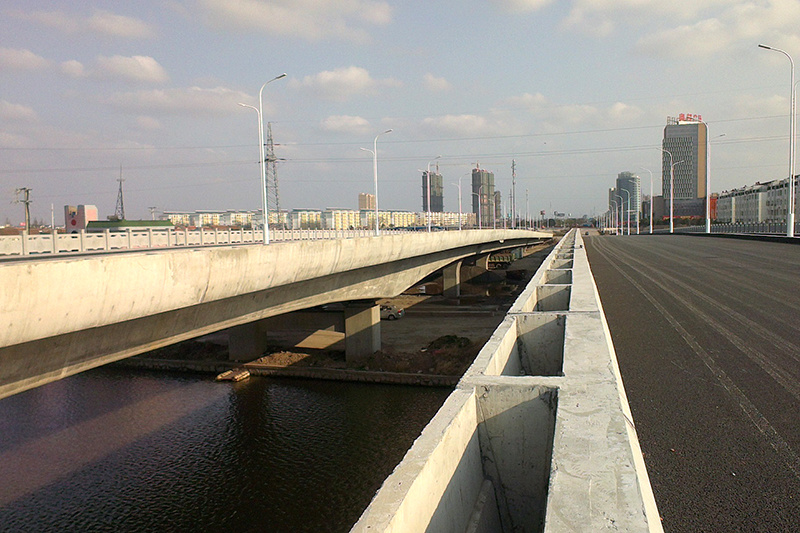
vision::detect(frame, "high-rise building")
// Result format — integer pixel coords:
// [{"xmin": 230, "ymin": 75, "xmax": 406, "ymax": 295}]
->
[
  {"xmin": 662, "ymin": 115, "xmax": 708, "ymax": 217},
  {"xmin": 422, "ymin": 169, "xmax": 443, "ymax": 212},
  {"xmin": 616, "ymin": 172, "xmax": 641, "ymax": 219},
  {"xmin": 471, "ymin": 166, "xmax": 495, "ymax": 227},
  {"xmin": 494, "ymin": 190, "xmax": 503, "ymax": 223},
  {"xmin": 358, "ymin": 192, "xmax": 375, "ymax": 211}
]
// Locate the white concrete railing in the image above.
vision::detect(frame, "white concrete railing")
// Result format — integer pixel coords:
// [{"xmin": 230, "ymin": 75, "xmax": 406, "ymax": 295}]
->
[{"xmin": 0, "ymin": 227, "xmax": 411, "ymax": 257}]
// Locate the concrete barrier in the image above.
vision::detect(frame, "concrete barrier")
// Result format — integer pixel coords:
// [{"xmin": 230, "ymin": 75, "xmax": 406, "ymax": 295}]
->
[{"xmin": 352, "ymin": 229, "xmax": 663, "ymax": 532}]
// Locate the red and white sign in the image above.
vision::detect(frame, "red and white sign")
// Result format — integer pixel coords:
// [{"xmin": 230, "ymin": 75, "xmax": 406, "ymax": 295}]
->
[{"xmin": 678, "ymin": 113, "xmax": 702, "ymax": 122}]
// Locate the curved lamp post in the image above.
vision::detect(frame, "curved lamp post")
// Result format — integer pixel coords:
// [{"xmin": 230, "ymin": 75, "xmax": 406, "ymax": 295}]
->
[
  {"xmin": 660, "ymin": 148, "xmax": 683, "ymax": 234},
  {"xmin": 360, "ymin": 129, "xmax": 393, "ymax": 236},
  {"xmin": 239, "ymin": 73, "xmax": 285, "ymax": 244},
  {"xmin": 759, "ymin": 44, "xmax": 796, "ymax": 237},
  {"xmin": 621, "ymin": 188, "xmax": 631, "ymax": 236}
]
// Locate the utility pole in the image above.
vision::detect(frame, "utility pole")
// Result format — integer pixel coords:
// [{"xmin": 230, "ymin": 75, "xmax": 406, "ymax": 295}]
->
[
  {"xmin": 14, "ymin": 187, "xmax": 32, "ymax": 229},
  {"xmin": 115, "ymin": 165, "xmax": 125, "ymax": 220},
  {"xmin": 512, "ymin": 160, "xmax": 519, "ymax": 228}
]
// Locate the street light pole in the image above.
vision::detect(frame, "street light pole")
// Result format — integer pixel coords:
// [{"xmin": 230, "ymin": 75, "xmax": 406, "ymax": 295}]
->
[
  {"xmin": 759, "ymin": 44, "xmax": 796, "ymax": 237},
  {"xmin": 660, "ymin": 148, "xmax": 682, "ymax": 234},
  {"xmin": 610, "ymin": 199, "xmax": 619, "ymax": 235},
  {"xmin": 361, "ymin": 129, "xmax": 393, "ymax": 236},
  {"xmin": 471, "ymin": 186, "xmax": 483, "ymax": 229},
  {"xmin": 451, "ymin": 176, "xmax": 463, "ymax": 230},
  {"xmin": 621, "ymin": 188, "xmax": 631, "ymax": 236}
]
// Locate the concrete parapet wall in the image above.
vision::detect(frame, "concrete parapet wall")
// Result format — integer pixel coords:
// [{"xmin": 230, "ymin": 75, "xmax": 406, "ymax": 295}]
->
[{"xmin": 353, "ymin": 230, "xmax": 663, "ymax": 532}]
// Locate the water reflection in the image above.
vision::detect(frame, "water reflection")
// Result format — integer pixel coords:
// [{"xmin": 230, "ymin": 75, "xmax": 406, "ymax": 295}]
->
[{"xmin": 0, "ymin": 367, "xmax": 449, "ymax": 532}]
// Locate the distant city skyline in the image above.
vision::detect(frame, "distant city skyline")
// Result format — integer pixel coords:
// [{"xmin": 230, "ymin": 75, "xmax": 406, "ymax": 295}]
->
[{"xmin": 3, "ymin": 2, "xmax": 800, "ymax": 225}]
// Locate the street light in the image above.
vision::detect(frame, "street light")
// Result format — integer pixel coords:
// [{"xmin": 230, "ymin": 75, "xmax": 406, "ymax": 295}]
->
[
  {"xmin": 425, "ymin": 156, "xmax": 441, "ymax": 232},
  {"xmin": 621, "ymin": 188, "xmax": 631, "ymax": 235},
  {"xmin": 452, "ymin": 174, "xmax": 466, "ymax": 230},
  {"xmin": 759, "ymin": 44, "xmax": 796, "ymax": 237},
  {"xmin": 360, "ymin": 129, "xmax": 393, "ymax": 236},
  {"xmin": 615, "ymin": 194, "xmax": 624, "ymax": 235},
  {"xmin": 239, "ymin": 73, "xmax": 285, "ymax": 245},
  {"xmin": 660, "ymin": 148, "xmax": 683, "ymax": 234},
  {"xmin": 471, "ymin": 186, "xmax": 483, "ymax": 229},
  {"xmin": 610, "ymin": 199, "xmax": 619, "ymax": 235}
]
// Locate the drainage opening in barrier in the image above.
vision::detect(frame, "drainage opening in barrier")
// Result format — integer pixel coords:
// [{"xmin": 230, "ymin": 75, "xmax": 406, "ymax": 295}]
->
[
  {"xmin": 534, "ymin": 285, "xmax": 571, "ymax": 312},
  {"xmin": 550, "ymin": 258, "xmax": 573, "ymax": 269},
  {"xmin": 470, "ymin": 385, "xmax": 558, "ymax": 533},
  {"xmin": 544, "ymin": 269, "xmax": 572, "ymax": 285},
  {"xmin": 516, "ymin": 314, "xmax": 566, "ymax": 376}
]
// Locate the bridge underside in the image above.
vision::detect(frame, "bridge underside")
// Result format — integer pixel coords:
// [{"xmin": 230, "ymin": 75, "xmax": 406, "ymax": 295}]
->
[{"xmin": 0, "ymin": 231, "xmax": 550, "ymax": 399}]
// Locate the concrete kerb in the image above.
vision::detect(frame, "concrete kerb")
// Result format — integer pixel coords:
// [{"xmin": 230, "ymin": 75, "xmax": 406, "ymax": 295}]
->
[{"xmin": 352, "ymin": 229, "xmax": 663, "ymax": 532}]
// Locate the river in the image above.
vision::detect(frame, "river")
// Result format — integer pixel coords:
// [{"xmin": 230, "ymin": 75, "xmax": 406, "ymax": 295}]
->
[{"xmin": 0, "ymin": 366, "xmax": 450, "ymax": 532}]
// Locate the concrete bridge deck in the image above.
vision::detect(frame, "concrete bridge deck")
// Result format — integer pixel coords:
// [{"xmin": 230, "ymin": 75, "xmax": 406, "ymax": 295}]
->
[
  {"xmin": 585, "ymin": 234, "xmax": 800, "ymax": 532},
  {"xmin": 0, "ymin": 229, "xmax": 548, "ymax": 399}
]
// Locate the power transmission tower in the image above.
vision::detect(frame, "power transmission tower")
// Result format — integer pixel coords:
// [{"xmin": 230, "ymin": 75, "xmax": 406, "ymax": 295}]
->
[
  {"xmin": 265, "ymin": 122, "xmax": 281, "ymax": 227},
  {"xmin": 115, "ymin": 166, "xmax": 125, "ymax": 220},
  {"xmin": 14, "ymin": 187, "xmax": 32, "ymax": 229}
]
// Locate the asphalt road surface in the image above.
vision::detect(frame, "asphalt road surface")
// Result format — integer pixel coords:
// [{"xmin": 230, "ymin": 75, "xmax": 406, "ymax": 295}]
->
[{"xmin": 585, "ymin": 234, "xmax": 800, "ymax": 532}]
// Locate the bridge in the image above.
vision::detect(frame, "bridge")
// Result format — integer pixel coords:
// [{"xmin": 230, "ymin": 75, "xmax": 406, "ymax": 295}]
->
[{"xmin": 0, "ymin": 229, "xmax": 549, "ymax": 400}]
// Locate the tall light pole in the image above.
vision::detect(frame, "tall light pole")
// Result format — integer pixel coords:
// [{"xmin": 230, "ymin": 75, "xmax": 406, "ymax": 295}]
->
[
  {"xmin": 426, "ymin": 156, "xmax": 441, "ymax": 232},
  {"xmin": 360, "ymin": 129, "xmax": 393, "ymax": 236},
  {"xmin": 639, "ymin": 167, "xmax": 653, "ymax": 234},
  {"xmin": 471, "ymin": 186, "xmax": 483, "ymax": 229},
  {"xmin": 615, "ymin": 194, "xmax": 624, "ymax": 235},
  {"xmin": 240, "ymin": 73, "xmax": 285, "ymax": 245},
  {"xmin": 621, "ymin": 188, "xmax": 631, "ymax": 235},
  {"xmin": 525, "ymin": 188, "xmax": 529, "ymax": 229},
  {"xmin": 452, "ymin": 174, "xmax": 465, "ymax": 230},
  {"xmin": 610, "ymin": 199, "xmax": 619, "ymax": 235},
  {"xmin": 759, "ymin": 44, "xmax": 796, "ymax": 237},
  {"xmin": 661, "ymin": 148, "xmax": 683, "ymax": 234}
]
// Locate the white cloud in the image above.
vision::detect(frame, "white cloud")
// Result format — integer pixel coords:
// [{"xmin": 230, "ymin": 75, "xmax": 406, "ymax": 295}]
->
[
  {"xmin": 95, "ymin": 55, "xmax": 169, "ymax": 84},
  {"xmin": 293, "ymin": 66, "xmax": 400, "ymax": 101},
  {"xmin": 319, "ymin": 115, "xmax": 371, "ymax": 135},
  {"xmin": 19, "ymin": 9, "xmax": 155, "ymax": 39},
  {"xmin": 491, "ymin": 0, "xmax": 553, "ymax": 13},
  {"xmin": 0, "ymin": 100, "xmax": 37, "ymax": 122},
  {"xmin": 87, "ymin": 10, "xmax": 156, "ymax": 39},
  {"xmin": 0, "ymin": 48, "xmax": 50, "ymax": 70},
  {"xmin": 197, "ymin": 0, "xmax": 392, "ymax": 43},
  {"xmin": 60, "ymin": 60, "xmax": 86, "ymax": 78},
  {"xmin": 0, "ymin": 131, "xmax": 31, "ymax": 148},
  {"xmin": 423, "ymin": 73, "xmax": 451, "ymax": 92},
  {"xmin": 105, "ymin": 86, "xmax": 252, "ymax": 115}
]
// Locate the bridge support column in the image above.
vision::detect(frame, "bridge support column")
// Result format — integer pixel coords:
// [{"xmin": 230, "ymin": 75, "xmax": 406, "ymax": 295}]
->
[
  {"xmin": 228, "ymin": 320, "xmax": 269, "ymax": 362},
  {"xmin": 344, "ymin": 300, "xmax": 381, "ymax": 363},
  {"xmin": 442, "ymin": 260, "xmax": 463, "ymax": 298}
]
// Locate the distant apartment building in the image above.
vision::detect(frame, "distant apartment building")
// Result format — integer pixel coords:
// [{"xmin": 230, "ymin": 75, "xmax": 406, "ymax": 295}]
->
[
  {"xmin": 290, "ymin": 209, "xmax": 323, "ymax": 229},
  {"xmin": 716, "ymin": 177, "xmax": 800, "ymax": 224},
  {"xmin": 662, "ymin": 115, "xmax": 708, "ymax": 217},
  {"xmin": 358, "ymin": 193, "xmax": 376, "ymax": 211},
  {"xmin": 323, "ymin": 209, "xmax": 361, "ymax": 230},
  {"xmin": 472, "ymin": 166, "xmax": 495, "ymax": 227},
  {"xmin": 422, "ymin": 168, "xmax": 443, "ymax": 212}
]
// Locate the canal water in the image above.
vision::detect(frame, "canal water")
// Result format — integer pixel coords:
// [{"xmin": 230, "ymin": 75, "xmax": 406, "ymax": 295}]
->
[{"xmin": 0, "ymin": 367, "xmax": 450, "ymax": 532}]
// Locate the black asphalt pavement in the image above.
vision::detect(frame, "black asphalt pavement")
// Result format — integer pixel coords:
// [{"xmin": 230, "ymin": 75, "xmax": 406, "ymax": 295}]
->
[{"xmin": 585, "ymin": 234, "xmax": 800, "ymax": 532}]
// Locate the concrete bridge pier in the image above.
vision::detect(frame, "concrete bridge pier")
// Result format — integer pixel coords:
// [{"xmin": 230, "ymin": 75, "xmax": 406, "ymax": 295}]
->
[
  {"xmin": 442, "ymin": 260, "xmax": 463, "ymax": 298},
  {"xmin": 227, "ymin": 300, "xmax": 381, "ymax": 364},
  {"xmin": 343, "ymin": 300, "xmax": 381, "ymax": 363}
]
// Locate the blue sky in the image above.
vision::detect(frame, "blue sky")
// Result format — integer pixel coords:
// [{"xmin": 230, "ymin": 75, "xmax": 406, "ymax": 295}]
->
[{"xmin": 3, "ymin": 0, "xmax": 800, "ymax": 225}]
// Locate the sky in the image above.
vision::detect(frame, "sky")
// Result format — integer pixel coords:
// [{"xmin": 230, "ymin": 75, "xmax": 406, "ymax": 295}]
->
[{"xmin": 3, "ymin": 0, "xmax": 800, "ymax": 226}]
